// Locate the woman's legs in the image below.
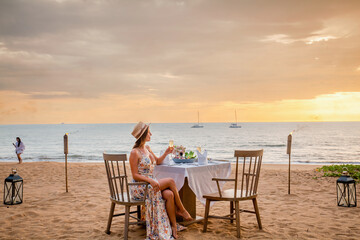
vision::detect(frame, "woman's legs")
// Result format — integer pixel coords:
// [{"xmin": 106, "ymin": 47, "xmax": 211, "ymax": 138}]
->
[
  {"xmin": 16, "ymin": 153, "xmax": 22, "ymax": 164},
  {"xmin": 158, "ymin": 178, "xmax": 192, "ymax": 221},
  {"xmin": 162, "ymin": 189, "xmax": 178, "ymax": 238}
]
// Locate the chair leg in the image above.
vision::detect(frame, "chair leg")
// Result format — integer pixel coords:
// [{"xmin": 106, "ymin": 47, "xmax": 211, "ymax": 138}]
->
[
  {"xmin": 230, "ymin": 201, "xmax": 234, "ymax": 223},
  {"xmin": 137, "ymin": 205, "xmax": 141, "ymax": 223},
  {"xmin": 235, "ymin": 201, "xmax": 240, "ymax": 238},
  {"xmin": 203, "ymin": 199, "xmax": 211, "ymax": 233},
  {"xmin": 105, "ymin": 202, "xmax": 116, "ymax": 234},
  {"xmin": 124, "ymin": 205, "xmax": 130, "ymax": 240},
  {"xmin": 252, "ymin": 198, "xmax": 262, "ymax": 229}
]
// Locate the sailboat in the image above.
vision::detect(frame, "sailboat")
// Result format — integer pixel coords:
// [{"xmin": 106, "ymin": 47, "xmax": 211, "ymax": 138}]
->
[
  {"xmin": 229, "ymin": 110, "xmax": 241, "ymax": 128},
  {"xmin": 191, "ymin": 111, "xmax": 204, "ymax": 128}
]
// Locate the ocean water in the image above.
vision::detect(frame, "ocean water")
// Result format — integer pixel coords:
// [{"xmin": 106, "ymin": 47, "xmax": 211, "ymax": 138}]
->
[{"xmin": 0, "ymin": 122, "xmax": 359, "ymax": 164}]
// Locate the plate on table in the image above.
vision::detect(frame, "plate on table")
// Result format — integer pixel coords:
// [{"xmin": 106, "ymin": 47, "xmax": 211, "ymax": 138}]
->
[{"xmin": 172, "ymin": 158, "xmax": 196, "ymax": 164}]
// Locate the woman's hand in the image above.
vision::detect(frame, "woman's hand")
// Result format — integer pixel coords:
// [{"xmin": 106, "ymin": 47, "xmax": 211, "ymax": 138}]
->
[
  {"xmin": 164, "ymin": 146, "xmax": 174, "ymax": 155},
  {"xmin": 149, "ymin": 179, "xmax": 160, "ymax": 192}
]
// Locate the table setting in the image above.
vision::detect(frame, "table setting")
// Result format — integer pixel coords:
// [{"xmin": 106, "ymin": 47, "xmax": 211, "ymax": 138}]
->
[
  {"xmin": 155, "ymin": 140, "xmax": 232, "ymax": 221},
  {"xmin": 161, "ymin": 140, "xmax": 210, "ymax": 166}
]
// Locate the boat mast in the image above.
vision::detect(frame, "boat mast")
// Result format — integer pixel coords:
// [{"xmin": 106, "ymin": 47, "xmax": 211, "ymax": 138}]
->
[
  {"xmin": 198, "ymin": 111, "xmax": 200, "ymax": 125},
  {"xmin": 235, "ymin": 110, "xmax": 237, "ymax": 125}
]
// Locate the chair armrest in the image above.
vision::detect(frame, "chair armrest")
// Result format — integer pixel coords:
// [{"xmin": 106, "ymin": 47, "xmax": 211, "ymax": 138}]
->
[
  {"xmin": 128, "ymin": 181, "xmax": 149, "ymax": 186},
  {"xmin": 212, "ymin": 178, "xmax": 235, "ymax": 182},
  {"xmin": 212, "ymin": 178, "xmax": 235, "ymax": 198}
]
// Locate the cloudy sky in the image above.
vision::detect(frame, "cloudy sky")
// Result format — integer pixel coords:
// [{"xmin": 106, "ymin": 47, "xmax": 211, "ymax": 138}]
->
[{"xmin": 0, "ymin": 0, "xmax": 359, "ymax": 124}]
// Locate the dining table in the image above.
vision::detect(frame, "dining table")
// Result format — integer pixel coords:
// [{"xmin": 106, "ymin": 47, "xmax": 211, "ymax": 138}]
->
[{"xmin": 154, "ymin": 160, "xmax": 231, "ymax": 224}]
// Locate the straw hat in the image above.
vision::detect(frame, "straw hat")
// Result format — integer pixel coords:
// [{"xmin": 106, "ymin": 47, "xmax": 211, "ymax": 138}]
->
[{"xmin": 131, "ymin": 121, "xmax": 150, "ymax": 140}]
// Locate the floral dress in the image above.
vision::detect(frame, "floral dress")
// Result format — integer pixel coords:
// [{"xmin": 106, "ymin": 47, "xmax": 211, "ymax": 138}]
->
[{"xmin": 130, "ymin": 149, "xmax": 173, "ymax": 240}]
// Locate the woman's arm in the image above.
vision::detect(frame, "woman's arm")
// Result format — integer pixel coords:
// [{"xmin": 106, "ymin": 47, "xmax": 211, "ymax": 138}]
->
[
  {"xmin": 129, "ymin": 149, "xmax": 160, "ymax": 191},
  {"xmin": 146, "ymin": 145, "xmax": 172, "ymax": 165}
]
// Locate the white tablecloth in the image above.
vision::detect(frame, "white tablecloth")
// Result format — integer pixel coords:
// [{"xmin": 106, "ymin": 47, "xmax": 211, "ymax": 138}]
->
[{"xmin": 154, "ymin": 161, "xmax": 231, "ymax": 205}]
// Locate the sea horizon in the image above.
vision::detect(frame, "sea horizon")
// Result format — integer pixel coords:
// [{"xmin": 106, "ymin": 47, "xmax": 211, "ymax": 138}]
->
[{"xmin": 1, "ymin": 122, "xmax": 359, "ymax": 165}]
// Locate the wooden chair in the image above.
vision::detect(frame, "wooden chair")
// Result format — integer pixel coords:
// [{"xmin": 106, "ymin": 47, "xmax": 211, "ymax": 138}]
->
[
  {"xmin": 103, "ymin": 153, "xmax": 148, "ymax": 240},
  {"xmin": 203, "ymin": 150, "xmax": 263, "ymax": 238}
]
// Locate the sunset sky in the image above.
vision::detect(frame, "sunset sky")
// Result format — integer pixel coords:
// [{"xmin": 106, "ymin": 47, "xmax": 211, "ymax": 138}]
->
[{"xmin": 0, "ymin": 0, "xmax": 359, "ymax": 124}]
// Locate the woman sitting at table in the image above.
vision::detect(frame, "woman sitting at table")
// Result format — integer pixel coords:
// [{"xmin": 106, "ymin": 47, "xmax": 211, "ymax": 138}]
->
[{"xmin": 129, "ymin": 121, "xmax": 193, "ymax": 239}]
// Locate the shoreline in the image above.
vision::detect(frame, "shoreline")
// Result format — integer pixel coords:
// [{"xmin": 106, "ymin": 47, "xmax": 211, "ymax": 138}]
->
[
  {"xmin": 0, "ymin": 161, "xmax": 324, "ymax": 167},
  {"xmin": 1, "ymin": 160, "xmax": 357, "ymax": 166}
]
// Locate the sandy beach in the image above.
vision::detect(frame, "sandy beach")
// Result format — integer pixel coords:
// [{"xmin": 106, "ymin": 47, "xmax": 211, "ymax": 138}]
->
[{"xmin": 0, "ymin": 162, "xmax": 359, "ymax": 240}]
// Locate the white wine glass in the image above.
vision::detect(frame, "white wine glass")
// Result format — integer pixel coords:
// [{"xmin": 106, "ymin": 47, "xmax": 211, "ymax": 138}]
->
[
  {"xmin": 196, "ymin": 146, "xmax": 201, "ymax": 153},
  {"xmin": 169, "ymin": 140, "xmax": 174, "ymax": 161}
]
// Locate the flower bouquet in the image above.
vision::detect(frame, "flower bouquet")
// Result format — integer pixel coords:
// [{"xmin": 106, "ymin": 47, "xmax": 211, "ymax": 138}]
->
[
  {"xmin": 172, "ymin": 145, "xmax": 196, "ymax": 163},
  {"xmin": 173, "ymin": 145, "xmax": 186, "ymax": 159}
]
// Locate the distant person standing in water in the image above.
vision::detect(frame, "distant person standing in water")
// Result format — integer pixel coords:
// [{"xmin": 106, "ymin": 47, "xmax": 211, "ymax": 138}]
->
[{"xmin": 13, "ymin": 137, "xmax": 25, "ymax": 164}]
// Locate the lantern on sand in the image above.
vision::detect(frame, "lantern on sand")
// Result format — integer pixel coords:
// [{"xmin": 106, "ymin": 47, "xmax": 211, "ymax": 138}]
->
[
  {"xmin": 336, "ymin": 170, "xmax": 356, "ymax": 207},
  {"xmin": 4, "ymin": 169, "xmax": 23, "ymax": 205}
]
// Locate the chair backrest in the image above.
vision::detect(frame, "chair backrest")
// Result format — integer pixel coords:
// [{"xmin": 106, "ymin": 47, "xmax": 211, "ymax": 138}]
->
[
  {"xmin": 103, "ymin": 153, "xmax": 131, "ymax": 202},
  {"xmin": 233, "ymin": 150, "xmax": 263, "ymax": 199}
]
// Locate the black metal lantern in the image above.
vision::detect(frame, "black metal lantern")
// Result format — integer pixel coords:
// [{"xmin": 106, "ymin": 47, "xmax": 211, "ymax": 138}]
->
[
  {"xmin": 336, "ymin": 170, "xmax": 356, "ymax": 207},
  {"xmin": 3, "ymin": 169, "xmax": 23, "ymax": 205}
]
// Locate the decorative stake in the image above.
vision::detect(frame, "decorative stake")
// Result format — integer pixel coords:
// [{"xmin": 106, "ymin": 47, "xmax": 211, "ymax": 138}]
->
[
  {"xmin": 286, "ymin": 132, "xmax": 293, "ymax": 194},
  {"xmin": 64, "ymin": 133, "xmax": 69, "ymax": 192}
]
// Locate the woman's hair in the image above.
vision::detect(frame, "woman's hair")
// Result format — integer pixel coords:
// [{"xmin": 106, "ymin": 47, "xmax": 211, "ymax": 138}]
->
[
  {"xmin": 16, "ymin": 137, "xmax": 21, "ymax": 147},
  {"xmin": 133, "ymin": 128, "xmax": 149, "ymax": 149}
]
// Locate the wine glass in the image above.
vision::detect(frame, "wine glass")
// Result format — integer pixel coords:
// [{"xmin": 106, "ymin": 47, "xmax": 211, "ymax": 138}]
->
[
  {"xmin": 196, "ymin": 146, "xmax": 201, "ymax": 153},
  {"xmin": 169, "ymin": 140, "xmax": 174, "ymax": 161}
]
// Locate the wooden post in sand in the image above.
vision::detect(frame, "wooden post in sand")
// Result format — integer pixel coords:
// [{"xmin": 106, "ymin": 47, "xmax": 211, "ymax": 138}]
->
[
  {"xmin": 64, "ymin": 133, "xmax": 69, "ymax": 193},
  {"xmin": 286, "ymin": 133, "xmax": 292, "ymax": 194}
]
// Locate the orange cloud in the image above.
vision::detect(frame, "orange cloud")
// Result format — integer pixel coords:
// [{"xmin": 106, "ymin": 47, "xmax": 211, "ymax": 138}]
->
[{"xmin": 0, "ymin": 91, "xmax": 359, "ymax": 124}]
